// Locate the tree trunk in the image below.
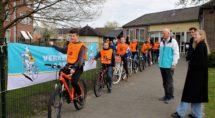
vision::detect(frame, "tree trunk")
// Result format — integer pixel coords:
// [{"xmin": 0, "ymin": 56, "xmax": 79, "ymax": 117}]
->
[
  {"xmin": 0, "ymin": 2, "xmax": 7, "ymax": 118},
  {"xmin": 0, "ymin": 0, "xmax": 6, "ymax": 42}
]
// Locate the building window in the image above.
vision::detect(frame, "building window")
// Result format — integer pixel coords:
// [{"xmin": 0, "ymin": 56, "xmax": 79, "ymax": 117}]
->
[
  {"xmin": 20, "ymin": 0, "xmax": 25, "ymax": 4},
  {"xmin": 186, "ymin": 32, "xmax": 192, "ymax": 42},
  {"xmin": 5, "ymin": 29, "xmax": 11, "ymax": 43},
  {"xmin": 136, "ymin": 29, "xmax": 140, "ymax": 41},
  {"xmin": 140, "ymin": 29, "xmax": 145, "ymax": 42},
  {"xmin": 129, "ymin": 29, "xmax": 134, "ymax": 41},
  {"xmin": 5, "ymin": 10, "xmax": 10, "ymax": 21},
  {"xmin": 150, "ymin": 31, "xmax": 160, "ymax": 42},
  {"xmin": 125, "ymin": 29, "xmax": 129, "ymax": 37}
]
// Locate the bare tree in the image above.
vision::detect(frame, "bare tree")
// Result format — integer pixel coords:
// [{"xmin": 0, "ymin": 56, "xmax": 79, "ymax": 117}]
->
[
  {"xmin": 0, "ymin": 0, "xmax": 105, "ymax": 98},
  {"xmin": 176, "ymin": 0, "xmax": 210, "ymax": 6},
  {"xmin": 104, "ymin": 21, "xmax": 121, "ymax": 29},
  {"xmin": 0, "ymin": 0, "xmax": 105, "ymax": 40}
]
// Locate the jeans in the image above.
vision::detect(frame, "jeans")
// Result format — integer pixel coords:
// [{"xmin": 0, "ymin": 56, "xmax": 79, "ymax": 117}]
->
[
  {"xmin": 131, "ymin": 52, "xmax": 137, "ymax": 60},
  {"xmin": 106, "ymin": 66, "xmax": 113, "ymax": 89},
  {"xmin": 176, "ymin": 102, "xmax": 202, "ymax": 118},
  {"xmin": 132, "ymin": 52, "xmax": 138, "ymax": 66}
]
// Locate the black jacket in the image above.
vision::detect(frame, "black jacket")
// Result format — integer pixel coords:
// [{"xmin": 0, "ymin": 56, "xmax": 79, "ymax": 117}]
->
[
  {"xmin": 182, "ymin": 41, "xmax": 208, "ymax": 103},
  {"xmin": 186, "ymin": 38, "xmax": 194, "ymax": 61}
]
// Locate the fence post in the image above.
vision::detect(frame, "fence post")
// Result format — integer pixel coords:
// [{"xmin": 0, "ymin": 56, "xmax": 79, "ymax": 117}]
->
[{"xmin": 0, "ymin": 38, "xmax": 7, "ymax": 118}]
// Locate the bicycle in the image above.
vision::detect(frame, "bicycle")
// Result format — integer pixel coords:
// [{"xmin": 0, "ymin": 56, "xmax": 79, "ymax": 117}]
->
[
  {"xmin": 127, "ymin": 56, "xmax": 133, "ymax": 76},
  {"xmin": 131, "ymin": 54, "xmax": 139, "ymax": 73},
  {"xmin": 140, "ymin": 53, "xmax": 147, "ymax": 70},
  {"xmin": 45, "ymin": 64, "xmax": 87, "ymax": 118},
  {"xmin": 112, "ymin": 55, "xmax": 126, "ymax": 85},
  {"xmin": 93, "ymin": 66, "xmax": 111, "ymax": 97},
  {"xmin": 137, "ymin": 52, "xmax": 143, "ymax": 72}
]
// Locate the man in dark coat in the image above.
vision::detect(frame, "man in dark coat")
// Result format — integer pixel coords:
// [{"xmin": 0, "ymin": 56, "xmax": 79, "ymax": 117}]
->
[
  {"xmin": 172, "ymin": 30, "xmax": 209, "ymax": 118},
  {"xmin": 186, "ymin": 27, "xmax": 197, "ymax": 61}
]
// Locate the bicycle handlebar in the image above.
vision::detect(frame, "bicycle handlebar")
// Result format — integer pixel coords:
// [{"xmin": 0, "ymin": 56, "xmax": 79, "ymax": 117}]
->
[{"xmin": 44, "ymin": 64, "xmax": 61, "ymax": 69}]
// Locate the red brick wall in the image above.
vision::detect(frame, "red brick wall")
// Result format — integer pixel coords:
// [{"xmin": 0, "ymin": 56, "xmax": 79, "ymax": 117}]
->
[
  {"xmin": 4, "ymin": 0, "xmax": 33, "ymax": 42},
  {"xmin": 203, "ymin": 10, "xmax": 215, "ymax": 52},
  {"xmin": 16, "ymin": 0, "xmax": 33, "ymax": 42}
]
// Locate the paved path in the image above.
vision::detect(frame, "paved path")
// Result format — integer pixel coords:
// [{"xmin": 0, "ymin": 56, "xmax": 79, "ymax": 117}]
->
[{"xmin": 34, "ymin": 56, "xmax": 189, "ymax": 118}]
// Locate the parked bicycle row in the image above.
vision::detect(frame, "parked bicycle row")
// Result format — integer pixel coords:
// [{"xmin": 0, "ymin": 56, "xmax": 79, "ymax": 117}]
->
[{"xmin": 46, "ymin": 29, "xmax": 160, "ymax": 118}]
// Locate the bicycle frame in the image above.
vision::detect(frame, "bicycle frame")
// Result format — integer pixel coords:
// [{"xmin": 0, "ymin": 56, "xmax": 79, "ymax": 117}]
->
[
  {"xmin": 99, "ymin": 67, "xmax": 108, "ymax": 79},
  {"xmin": 59, "ymin": 72, "xmax": 84, "ymax": 102}
]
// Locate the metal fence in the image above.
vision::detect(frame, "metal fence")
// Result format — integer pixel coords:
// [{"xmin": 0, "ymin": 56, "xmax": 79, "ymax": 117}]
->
[{"xmin": 0, "ymin": 41, "xmax": 99, "ymax": 118}]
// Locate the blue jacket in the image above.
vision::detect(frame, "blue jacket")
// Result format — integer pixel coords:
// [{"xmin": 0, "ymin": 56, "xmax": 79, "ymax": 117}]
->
[{"xmin": 159, "ymin": 37, "xmax": 180, "ymax": 68}]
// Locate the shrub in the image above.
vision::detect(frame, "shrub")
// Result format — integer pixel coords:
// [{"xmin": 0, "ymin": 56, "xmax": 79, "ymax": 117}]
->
[{"xmin": 208, "ymin": 51, "xmax": 215, "ymax": 67}]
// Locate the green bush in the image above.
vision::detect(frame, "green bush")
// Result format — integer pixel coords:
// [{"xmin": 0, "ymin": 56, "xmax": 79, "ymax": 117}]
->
[{"xmin": 208, "ymin": 51, "xmax": 215, "ymax": 67}]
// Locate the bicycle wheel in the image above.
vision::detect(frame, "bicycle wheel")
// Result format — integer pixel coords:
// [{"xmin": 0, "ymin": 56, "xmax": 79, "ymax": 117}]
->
[
  {"xmin": 93, "ymin": 72, "xmax": 104, "ymax": 97},
  {"xmin": 74, "ymin": 79, "xmax": 87, "ymax": 110},
  {"xmin": 128, "ymin": 59, "xmax": 133, "ymax": 76},
  {"xmin": 142, "ymin": 57, "xmax": 146, "ymax": 70},
  {"xmin": 121, "ymin": 69, "xmax": 127, "ymax": 80},
  {"xmin": 48, "ymin": 87, "xmax": 63, "ymax": 118},
  {"xmin": 138, "ymin": 58, "xmax": 143, "ymax": 72},
  {"xmin": 112, "ymin": 64, "xmax": 122, "ymax": 84},
  {"xmin": 133, "ymin": 61, "xmax": 139, "ymax": 73}
]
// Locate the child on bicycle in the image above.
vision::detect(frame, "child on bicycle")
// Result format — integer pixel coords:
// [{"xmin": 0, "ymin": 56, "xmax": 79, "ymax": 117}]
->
[
  {"xmin": 129, "ymin": 39, "xmax": 139, "ymax": 66},
  {"xmin": 93, "ymin": 42, "xmax": 115, "ymax": 93},
  {"xmin": 146, "ymin": 40, "xmax": 153, "ymax": 66},
  {"xmin": 152, "ymin": 39, "xmax": 160, "ymax": 64},
  {"xmin": 141, "ymin": 41, "xmax": 148, "ymax": 67},
  {"xmin": 49, "ymin": 28, "xmax": 87, "ymax": 104},
  {"xmin": 116, "ymin": 37, "xmax": 131, "ymax": 80}
]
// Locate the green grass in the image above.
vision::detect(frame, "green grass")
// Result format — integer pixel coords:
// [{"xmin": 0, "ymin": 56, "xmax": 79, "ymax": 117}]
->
[
  {"xmin": 6, "ymin": 81, "xmax": 55, "ymax": 118},
  {"xmin": 205, "ymin": 68, "xmax": 215, "ymax": 118},
  {"xmin": 4, "ymin": 67, "xmax": 99, "ymax": 118}
]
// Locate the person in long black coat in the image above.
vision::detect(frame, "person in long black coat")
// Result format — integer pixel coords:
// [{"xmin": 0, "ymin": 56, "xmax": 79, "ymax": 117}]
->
[{"xmin": 171, "ymin": 30, "xmax": 210, "ymax": 118}]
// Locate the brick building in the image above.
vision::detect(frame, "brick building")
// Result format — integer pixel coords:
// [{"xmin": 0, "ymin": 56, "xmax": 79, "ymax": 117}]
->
[
  {"xmin": 4, "ymin": 0, "xmax": 33, "ymax": 43},
  {"xmin": 200, "ymin": 0, "xmax": 215, "ymax": 51}
]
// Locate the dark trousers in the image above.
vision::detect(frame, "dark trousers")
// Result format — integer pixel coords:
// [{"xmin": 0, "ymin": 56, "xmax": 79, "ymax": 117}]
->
[
  {"xmin": 152, "ymin": 50, "xmax": 159, "ymax": 63},
  {"xmin": 61, "ymin": 66, "xmax": 83, "ymax": 96},
  {"xmin": 160, "ymin": 68, "xmax": 174, "ymax": 99},
  {"xmin": 71, "ymin": 68, "xmax": 83, "ymax": 96},
  {"xmin": 122, "ymin": 57, "xmax": 129, "ymax": 75}
]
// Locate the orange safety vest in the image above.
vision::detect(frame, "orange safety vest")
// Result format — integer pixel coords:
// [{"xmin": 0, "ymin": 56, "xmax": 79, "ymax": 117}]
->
[
  {"xmin": 130, "ymin": 42, "xmax": 137, "ymax": 52},
  {"xmin": 146, "ymin": 43, "xmax": 152, "ymax": 49},
  {"xmin": 153, "ymin": 42, "xmax": 160, "ymax": 50},
  {"xmin": 100, "ymin": 49, "xmax": 113, "ymax": 64},
  {"xmin": 117, "ymin": 43, "xmax": 128, "ymax": 56},
  {"xmin": 141, "ymin": 43, "xmax": 148, "ymax": 54},
  {"xmin": 67, "ymin": 42, "xmax": 88, "ymax": 64}
]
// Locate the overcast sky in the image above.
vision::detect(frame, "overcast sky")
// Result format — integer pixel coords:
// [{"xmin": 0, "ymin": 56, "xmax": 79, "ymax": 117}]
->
[{"xmin": 81, "ymin": 0, "xmax": 197, "ymax": 28}]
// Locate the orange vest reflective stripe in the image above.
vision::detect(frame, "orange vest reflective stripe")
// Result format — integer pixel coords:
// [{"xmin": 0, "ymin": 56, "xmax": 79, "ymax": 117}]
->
[
  {"xmin": 117, "ymin": 43, "xmax": 128, "ymax": 56},
  {"xmin": 141, "ymin": 44, "xmax": 148, "ymax": 54},
  {"xmin": 100, "ymin": 49, "xmax": 113, "ymax": 64},
  {"xmin": 130, "ymin": 42, "xmax": 137, "ymax": 52},
  {"xmin": 153, "ymin": 42, "xmax": 160, "ymax": 50},
  {"xmin": 67, "ymin": 42, "xmax": 88, "ymax": 64}
]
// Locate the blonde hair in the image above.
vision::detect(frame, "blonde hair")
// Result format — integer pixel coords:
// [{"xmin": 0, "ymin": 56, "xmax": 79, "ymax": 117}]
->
[{"xmin": 193, "ymin": 30, "xmax": 211, "ymax": 55}]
